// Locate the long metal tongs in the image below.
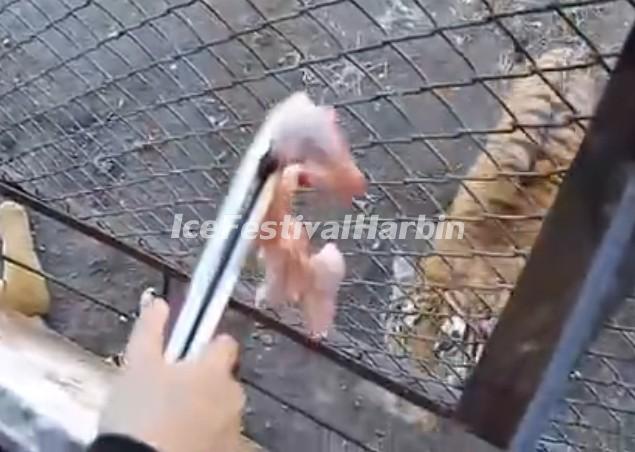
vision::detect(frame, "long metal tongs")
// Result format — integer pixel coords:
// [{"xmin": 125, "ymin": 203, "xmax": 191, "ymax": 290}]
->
[{"xmin": 164, "ymin": 99, "xmax": 289, "ymax": 363}]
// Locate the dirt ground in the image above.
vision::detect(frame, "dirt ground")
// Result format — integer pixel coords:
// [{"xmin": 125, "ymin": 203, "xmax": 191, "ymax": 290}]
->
[{"xmin": 0, "ymin": 0, "xmax": 634, "ymax": 450}]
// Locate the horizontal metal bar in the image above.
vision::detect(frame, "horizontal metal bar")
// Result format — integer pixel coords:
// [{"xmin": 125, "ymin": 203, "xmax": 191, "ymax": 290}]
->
[
  {"xmin": 0, "ymin": 179, "xmax": 188, "ymax": 281},
  {"xmin": 454, "ymin": 20, "xmax": 635, "ymax": 451},
  {"xmin": 0, "ymin": 251, "xmax": 131, "ymax": 321}
]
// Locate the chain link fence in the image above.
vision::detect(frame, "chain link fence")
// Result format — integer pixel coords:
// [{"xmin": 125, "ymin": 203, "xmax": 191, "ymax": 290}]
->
[{"xmin": 0, "ymin": 0, "xmax": 633, "ymax": 450}]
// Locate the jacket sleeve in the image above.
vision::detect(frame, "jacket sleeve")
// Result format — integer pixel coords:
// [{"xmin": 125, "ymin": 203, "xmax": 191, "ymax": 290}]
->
[{"xmin": 87, "ymin": 434, "xmax": 158, "ymax": 452}]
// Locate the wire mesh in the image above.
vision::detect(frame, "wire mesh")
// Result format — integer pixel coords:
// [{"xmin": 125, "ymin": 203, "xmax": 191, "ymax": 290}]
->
[
  {"xmin": 0, "ymin": 249, "xmax": 389, "ymax": 452},
  {"xmin": 0, "ymin": 0, "xmax": 634, "ymax": 450}
]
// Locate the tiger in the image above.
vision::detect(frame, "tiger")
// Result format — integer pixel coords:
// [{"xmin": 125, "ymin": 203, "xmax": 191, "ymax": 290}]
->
[{"xmin": 385, "ymin": 47, "xmax": 602, "ymax": 389}]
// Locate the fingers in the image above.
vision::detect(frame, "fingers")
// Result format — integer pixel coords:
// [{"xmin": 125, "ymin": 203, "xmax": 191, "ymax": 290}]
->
[
  {"xmin": 202, "ymin": 334, "xmax": 245, "ymax": 421},
  {"xmin": 221, "ymin": 414, "xmax": 248, "ymax": 452},
  {"xmin": 125, "ymin": 290, "xmax": 170, "ymax": 365},
  {"xmin": 202, "ymin": 333, "xmax": 240, "ymax": 374}
]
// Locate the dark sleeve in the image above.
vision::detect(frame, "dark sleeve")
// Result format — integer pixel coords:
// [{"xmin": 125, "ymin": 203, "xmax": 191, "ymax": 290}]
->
[{"xmin": 87, "ymin": 434, "xmax": 157, "ymax": 452}]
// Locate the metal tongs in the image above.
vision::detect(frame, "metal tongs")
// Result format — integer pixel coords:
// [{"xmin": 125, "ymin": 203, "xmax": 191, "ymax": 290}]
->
[{"xmin": 164, "ymin": 103, "xmax": 285, "ymax": 363}]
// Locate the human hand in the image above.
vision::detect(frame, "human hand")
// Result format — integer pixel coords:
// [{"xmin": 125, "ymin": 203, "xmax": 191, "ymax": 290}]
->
[{"xmin": 98, "ymin": 289, "xmax": 246, "ymax": 452}]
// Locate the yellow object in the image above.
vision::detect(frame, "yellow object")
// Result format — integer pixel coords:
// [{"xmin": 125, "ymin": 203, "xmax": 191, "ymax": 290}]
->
[{"xmin": 0, "ymin": 200, "xmax": 50, "ymax": 316}]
